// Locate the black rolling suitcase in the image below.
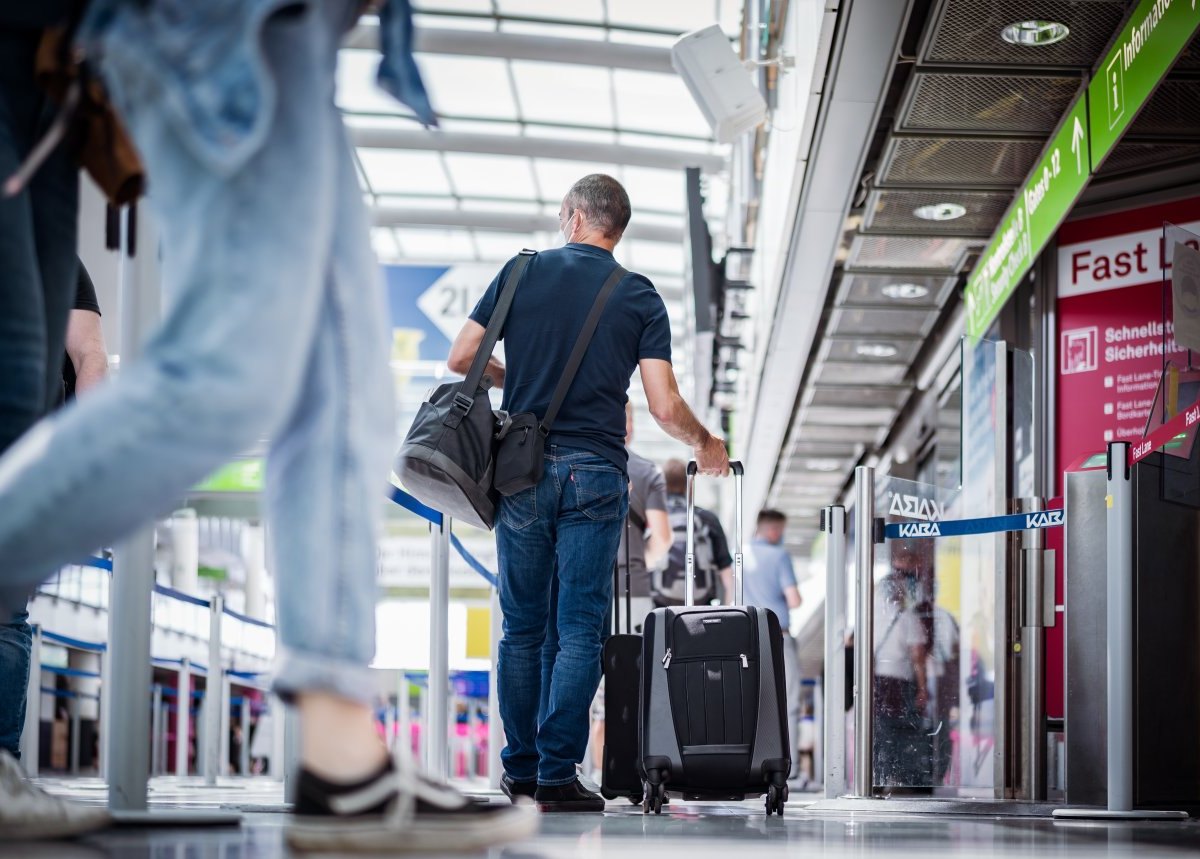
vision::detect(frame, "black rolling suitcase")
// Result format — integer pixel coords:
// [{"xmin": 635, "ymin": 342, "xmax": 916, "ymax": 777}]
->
[
  {"xmin": 639, "ymin": 461, "xmax": 791, "ymax": 815},
  {"xmin": 601, "ymin": 523, "xmax": 644, "ymax": 803}
]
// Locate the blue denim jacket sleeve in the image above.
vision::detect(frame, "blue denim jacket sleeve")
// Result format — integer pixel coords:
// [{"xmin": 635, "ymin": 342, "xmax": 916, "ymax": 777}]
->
[{"xmin": 78, "ymin": 0, "xmax": 436, "ymax": 178}]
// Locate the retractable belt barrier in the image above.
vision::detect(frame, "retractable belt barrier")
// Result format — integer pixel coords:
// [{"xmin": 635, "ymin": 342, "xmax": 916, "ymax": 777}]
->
[
  {"xmin": 883, "ymin": 508, "xmax": 1065, "ymax": 539},
  {"xmin": 388, "ymin": 485, "xmax": 499, "ymax": 588}
]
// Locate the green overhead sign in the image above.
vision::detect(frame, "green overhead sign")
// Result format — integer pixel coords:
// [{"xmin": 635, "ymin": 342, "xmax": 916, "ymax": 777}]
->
[
  {"xmin": 1089, "ymin": 0, "xmax": 1200, "ymax": 166},
  {"xmin": 194, "ymin": 459, "xmax": 265, "ymax": 494},
  {"xmin": 966, "ymin": 0, "xmax": 1200, "ymax": 339},
  {"xmin": 965, "ymin": 97, "xmax": 1090, "ymax": 338}
]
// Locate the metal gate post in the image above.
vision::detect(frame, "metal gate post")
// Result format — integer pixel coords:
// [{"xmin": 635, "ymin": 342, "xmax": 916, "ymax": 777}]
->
[
  {"xmin": 822, "ymin": 505, "xmax": 847, "ymax": 798},
  {"xmin": 852, "ymin": 467, "xmax": 876, "ymax": 798},
  {"xmin": 1055, "ymin": 442, "xmax": 1187, "ymax": 820}
]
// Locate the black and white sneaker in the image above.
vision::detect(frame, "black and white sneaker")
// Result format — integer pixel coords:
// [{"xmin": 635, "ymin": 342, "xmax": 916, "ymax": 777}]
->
[
  {"xmin": 286, "ymin": 754, "xmax": 538, "ymax": 853},
  {"xmin": 0, "ymin": 751, "xmax": 110, "ymax": 840}
]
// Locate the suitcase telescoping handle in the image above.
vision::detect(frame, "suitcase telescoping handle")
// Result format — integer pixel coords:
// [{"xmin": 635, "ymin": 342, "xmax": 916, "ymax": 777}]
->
[{"xmin": 684, "ymin": 460, "xmax": 744, "ymax": 607}]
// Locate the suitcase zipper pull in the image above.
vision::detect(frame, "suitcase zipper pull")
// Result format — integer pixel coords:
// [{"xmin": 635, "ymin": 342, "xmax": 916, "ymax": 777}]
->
[
  {"xmin": 740, "ymin": 654, "xmax": 749, "ymax": 669},
  {"xmin": 662, "ymin": 648, "xmax": 672, "ymax": 669}
]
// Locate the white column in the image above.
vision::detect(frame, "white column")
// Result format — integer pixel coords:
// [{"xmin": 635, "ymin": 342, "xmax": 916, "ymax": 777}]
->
[
  {"xmin": 241, "ymin": 523, "xmax": 267, "ymax": 620},
  {"xmin": 169, "ymin": 509, "xmax": 199, "ymax": 594}
]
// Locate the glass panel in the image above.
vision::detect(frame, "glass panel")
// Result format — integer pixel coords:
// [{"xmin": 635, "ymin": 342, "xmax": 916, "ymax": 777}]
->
[
  {"xmin": 337, "ymin": 50, "xmax": 412, "ymax": 115},
  {"xmin": 872, "ymin": 476, "xmax": 964, "ymax": 792},
  {"xmin": 394, "ymin": 229, "xmax": 478, "ymax": 261},
  {"xmin": 533, "ymin": 159, "xmax": 622, "ymax": 200}
]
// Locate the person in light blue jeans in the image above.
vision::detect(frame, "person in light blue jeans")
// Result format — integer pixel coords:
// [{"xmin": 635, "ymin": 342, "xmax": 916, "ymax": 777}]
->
[{"xmin": 0, "ymin": 0, "xmax": 534, "ymax": 850}]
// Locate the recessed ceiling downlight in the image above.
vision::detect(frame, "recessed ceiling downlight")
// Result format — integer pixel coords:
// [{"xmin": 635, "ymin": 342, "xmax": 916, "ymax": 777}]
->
[
  {"xmin": 914, "ymin": 202, "xmax": 966, "ymax": 221},
  {"xmin": 1001, "ymin": 20, "xmax": 1070, "ymax": 47},
  {"xmin": 856, "ymin": 342, "xmax": 899, "ymax": 359},
  {"xmin": 882, "ymin": 282, "xmax": 930, "ymax": 300}
]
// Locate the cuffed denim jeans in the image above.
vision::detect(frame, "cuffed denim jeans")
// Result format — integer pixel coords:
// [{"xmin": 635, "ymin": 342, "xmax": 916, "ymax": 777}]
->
[
  {"xmin": 0, "ymin": 1, "xmax": 394, "ymax": 705},
  {"xmin": 496, "ymin": 446, "xmax": 627, "ymax": 786},
  {"xmin": 0, "ymin": 27, "xmax": 80, "ymax": 758}
]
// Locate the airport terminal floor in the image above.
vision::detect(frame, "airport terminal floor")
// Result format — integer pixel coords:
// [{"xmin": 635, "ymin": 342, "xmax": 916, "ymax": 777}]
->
[
  {"xmin": 11, "ymin": 779, "xmax": 1200, "ymax": 858},
  {"xmin": 11, "ymin": 0, "xmax": 1200, "ymax": 855}
]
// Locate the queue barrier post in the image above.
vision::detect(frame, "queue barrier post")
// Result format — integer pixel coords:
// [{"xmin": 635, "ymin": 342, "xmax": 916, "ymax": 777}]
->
[
  {"xmin": 427, "ymin": 516, "xmax": 452, "ymax": 779},
  {"xmin": 488, "ymin": 586, "xmax": 503, "ymax": 789},
  {"xmin": 175, "ymin": 658, "xmax": 192, "ymax": 776},
  {"xmin": 203, "ymin": 594, "xmax": 224, "ymax": 786},
  {"xmin": 822, "ymin": 505, "xmax": 847, "ymax": 799}
]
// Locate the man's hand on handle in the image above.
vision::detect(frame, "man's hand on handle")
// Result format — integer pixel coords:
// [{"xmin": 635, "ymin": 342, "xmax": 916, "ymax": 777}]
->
[{"xmin": 694, "ymin": 432, "xmax": 730, "ymax": 476}]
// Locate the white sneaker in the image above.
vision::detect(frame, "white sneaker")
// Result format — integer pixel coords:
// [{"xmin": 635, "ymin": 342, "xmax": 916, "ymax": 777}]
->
[
  {"xmin": 286, "ymin": 754, "xmax": 538, "ymax": 854},
  {"xmin": 0, "ymin": 751, "xmax": 110, "ymax": 840}
]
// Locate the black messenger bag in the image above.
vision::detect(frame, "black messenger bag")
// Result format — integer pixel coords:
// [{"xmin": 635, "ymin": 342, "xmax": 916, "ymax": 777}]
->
[
  {"xmin": 492, "ymin": 262, "xmax": 626, "ymax": 496},
  {"xmin": 393, "ymin": 250, "xmax": 536, "ymax": 530}
]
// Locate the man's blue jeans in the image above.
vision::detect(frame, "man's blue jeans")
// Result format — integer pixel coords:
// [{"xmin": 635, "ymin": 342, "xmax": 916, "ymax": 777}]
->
[
  {"xmin": 496, "ymin": 446, "xmax": 627, "ymax": 786},
  {"xmin": 0, "ymin": 2, "xmax": 393, "ymax": 705},
  {"xmin": 0, "ymin": 27, "xmax": 80, "ymax": 758}
]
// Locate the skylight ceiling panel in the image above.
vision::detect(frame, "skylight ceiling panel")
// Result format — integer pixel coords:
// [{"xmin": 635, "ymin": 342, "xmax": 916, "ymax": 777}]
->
[
  {"xmin": 606, "ymin": 0, "xmax": 727, "ymax": 34},
  {"xmin": 496, "ymin": 0, "xmax": 605, "ymax": 23},
  {"xmin": 394, "ymin": 229, "xmax": 477, "ymax": 261},
  {"xmin": 358, "ymin": 150, "xmax": 452, "ymax": 195},
  {"xmin": 511, "ymin": 61, "xmax": 615, "ymax": 126},
  {"xmin": 613, "ymin": 69, "xmax": 711, "ymax": 138},
  {"xmin": 533, "ymin": 159, "xmax": 622, "ymax": 201},
  {"xmin": 413, "ymin": 55, "xmax": 517, "ymax": 119},
  {"xmin": 622, "ymin": 166, "xmax": 686, "ymax": 214},
  {"xmin": 443, "ymin": 153, "xmax": 537, "ymax": 199}
]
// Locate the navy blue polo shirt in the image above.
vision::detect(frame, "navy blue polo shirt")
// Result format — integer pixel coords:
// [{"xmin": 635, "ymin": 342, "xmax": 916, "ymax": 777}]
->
[{"xmin": 469, "ymin": 243, "xmax": 672, "ymax": 472}]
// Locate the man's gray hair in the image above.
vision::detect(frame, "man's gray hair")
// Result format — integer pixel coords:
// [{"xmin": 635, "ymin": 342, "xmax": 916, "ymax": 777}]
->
[{"xmin": 565, "ymin": 174, "xmax": 632, "ymax": 240}]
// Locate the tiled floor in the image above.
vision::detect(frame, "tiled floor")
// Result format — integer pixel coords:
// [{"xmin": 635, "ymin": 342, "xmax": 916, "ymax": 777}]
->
[{"xmin": 8, "ymin": 777, "xmax": 1200, "ymax": 858}]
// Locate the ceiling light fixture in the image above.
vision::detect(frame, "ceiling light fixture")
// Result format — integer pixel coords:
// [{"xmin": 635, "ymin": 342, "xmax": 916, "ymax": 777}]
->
[
  {"xmin": 1001, "ymin": 20, "xmax": 1070, "ymax": 47},
  {"xmin": 881, "ymin": 282, "xmax": 930, "ymax": 300},
  {"xmin": 914, "ymin": 202, "xmax": 966, "ymax": 221},
  {"xmin": 805, "ymin": 458, "xmax": 842, "ymax": 472},
  {"xmin": 856, "ymin": 342, "xmax": 899, "ymax": 359}
]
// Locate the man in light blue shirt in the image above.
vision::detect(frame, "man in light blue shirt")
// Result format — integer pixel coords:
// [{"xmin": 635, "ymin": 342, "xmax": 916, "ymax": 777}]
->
[{"xmin": 735, "ymin": 509, "xmax": 804, "ymax": 785}]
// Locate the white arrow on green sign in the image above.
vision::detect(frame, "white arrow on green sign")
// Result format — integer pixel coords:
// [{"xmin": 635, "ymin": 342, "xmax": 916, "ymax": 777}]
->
[
  {"xmin": 965, "ymin": 0, "xmax": 1200, "ymax": 339},
  {"xmin": 965, "ymin": 96, "xmax": 1090, "ymax": 338}
]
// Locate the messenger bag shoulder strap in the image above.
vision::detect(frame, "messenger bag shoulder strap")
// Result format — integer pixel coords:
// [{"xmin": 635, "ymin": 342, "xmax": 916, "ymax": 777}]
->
[
  {"xmin": 539, "ymin": 263, "xmax": 626, "ymax": 433},
  {"xmin": 454, "ymin": 249, "xmax": 535, "ymax": 418}
]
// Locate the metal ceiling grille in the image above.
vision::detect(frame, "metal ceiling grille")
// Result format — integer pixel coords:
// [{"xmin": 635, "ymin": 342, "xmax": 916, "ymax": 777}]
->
[
  {"xmin": 809, "ymin": 385, "xmax": 912, "ymax": 410},
  {"xmin": 836, "ymin": 271, "xmax": 957, "ymax": 308},
  {"xmin": 1123, "ymin": 78, "xmax": 1200, "ymax": 139},
  {"xmin": 816, "ymin": 361, "xmax": 909, "ymax": 386},
  {"xmin": 1099, "ymin": 141, "xmax": 1200, "ymax": 176},
  {"xmin": 879, "ymin": 136, "xmax": 1044, "ymax": 187},
  {"xmin": 846, "ymin": 234, "xmax": 974, "ymax": 271},
  {"xmin": 921, "ymin": 0, "xmax": 1127, "ymax": 68},
  {"xmin": 899, "ymin": 72, "xmax": 1082, "ymax": 134},
  {"xmin": 821, "ymin": 336, "xmax": 924, "ymax": 365},
  {"xmin": 863, "ymin": 189, "xmax": 1011, "ymax": 236},
  {"xmin": 828, "ymin": 306, "xmax": 938, "ymax": 338}
]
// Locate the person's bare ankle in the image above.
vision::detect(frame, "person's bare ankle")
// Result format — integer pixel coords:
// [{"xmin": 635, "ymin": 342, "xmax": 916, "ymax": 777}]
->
[{"xmin": 296, "ymin": 692, "xmax": 390, "ymax": 783}]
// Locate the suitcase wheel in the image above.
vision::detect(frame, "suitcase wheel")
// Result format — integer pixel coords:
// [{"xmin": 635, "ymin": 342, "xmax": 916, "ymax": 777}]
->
[
  {"xmin": 641, "ymin": 778, "xmax": 666, "ymax": 815},
  {"xmin": 765, "ymin": 784, "xmax": 785, "ymax": 817}
]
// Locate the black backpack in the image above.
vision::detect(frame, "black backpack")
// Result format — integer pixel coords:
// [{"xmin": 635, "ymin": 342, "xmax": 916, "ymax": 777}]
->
[{"xmin": 652, "ymin": 495, "xmax": 718, "ymax": 606}]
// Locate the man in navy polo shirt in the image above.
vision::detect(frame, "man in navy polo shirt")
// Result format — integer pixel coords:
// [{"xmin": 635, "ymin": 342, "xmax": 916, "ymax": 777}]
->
[{"xmin": 448, "ymin": 174, "xmax": 728, "ymax": 811}]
